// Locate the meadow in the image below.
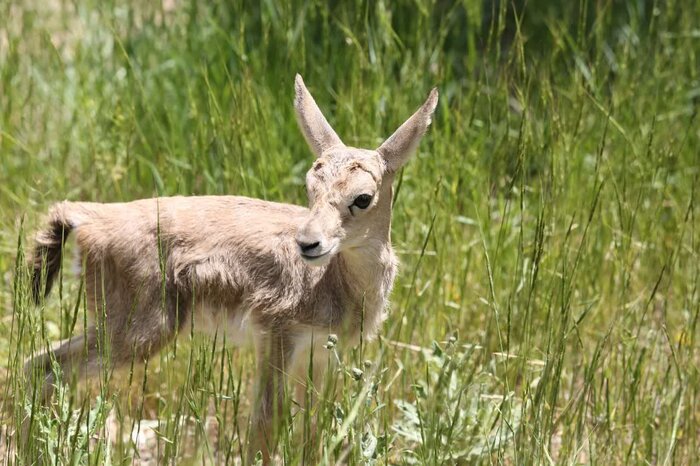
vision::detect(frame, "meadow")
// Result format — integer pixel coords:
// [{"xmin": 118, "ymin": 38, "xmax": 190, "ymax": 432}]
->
[{"xmin": 1, "ymin": 0, "xmax": 699, "ymax": 464}]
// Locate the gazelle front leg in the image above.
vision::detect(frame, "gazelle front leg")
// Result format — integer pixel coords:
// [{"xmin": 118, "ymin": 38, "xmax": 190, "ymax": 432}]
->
[
  {"xmin": 248, "ymin": 331, "xmax": 293, "ymax": 465},
  {"xmin": 292, "ymin": 346, "xmax": 331, "ymax": 465}
]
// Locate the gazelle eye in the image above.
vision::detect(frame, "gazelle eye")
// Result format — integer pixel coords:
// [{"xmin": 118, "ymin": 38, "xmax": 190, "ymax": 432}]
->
[{"xmin": 352, "ymin": 194, "xmax": 373, "ymax": 209}]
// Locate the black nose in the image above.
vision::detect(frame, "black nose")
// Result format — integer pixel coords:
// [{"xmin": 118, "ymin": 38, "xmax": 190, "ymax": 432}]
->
[{"xmin": 298, "ymin": 240, "xmax": 320, "ymax": 253}]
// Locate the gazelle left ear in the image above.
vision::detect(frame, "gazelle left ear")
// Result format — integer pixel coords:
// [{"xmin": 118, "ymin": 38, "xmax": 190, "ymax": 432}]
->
[{"xmin": 378, "ymin": 88, "xmax": 438, "ymax": 172}]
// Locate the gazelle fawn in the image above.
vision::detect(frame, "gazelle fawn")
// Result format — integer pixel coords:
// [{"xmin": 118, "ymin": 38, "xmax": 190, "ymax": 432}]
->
[{"xmin": 26, "ymin": 75, "xmax": 438, "ymax": 462}]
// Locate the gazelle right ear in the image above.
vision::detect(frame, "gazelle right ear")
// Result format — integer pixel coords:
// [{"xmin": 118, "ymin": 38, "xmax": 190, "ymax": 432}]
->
[{"xmin": 294, "ymin": 74, "xmax": 344, "ymax": 157}]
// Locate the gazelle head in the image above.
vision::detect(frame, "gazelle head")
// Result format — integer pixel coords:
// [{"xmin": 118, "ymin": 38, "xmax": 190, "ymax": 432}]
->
[{"xmin": 293, "ymin": 74, "xmax": 438, "ymax": 266}]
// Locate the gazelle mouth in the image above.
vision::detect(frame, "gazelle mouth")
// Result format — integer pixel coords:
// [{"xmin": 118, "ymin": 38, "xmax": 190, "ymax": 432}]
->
[{"xmin": 300, "ymin": 250, "xmax": 330, "ymax": 261}]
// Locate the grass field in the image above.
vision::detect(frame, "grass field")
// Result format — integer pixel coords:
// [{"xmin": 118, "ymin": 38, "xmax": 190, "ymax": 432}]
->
[{"xmin": 1, "ymin": 0, "xmax": 699, "ymax": 464}]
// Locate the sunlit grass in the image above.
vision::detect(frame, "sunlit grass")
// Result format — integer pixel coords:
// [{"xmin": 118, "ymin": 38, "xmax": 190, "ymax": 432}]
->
[{"xmin": 1, "ymin": 0, "xmax": 699, "ymax": 464}]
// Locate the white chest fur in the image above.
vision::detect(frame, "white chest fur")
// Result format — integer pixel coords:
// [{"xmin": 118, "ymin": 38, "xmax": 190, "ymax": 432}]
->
[{"xmin": 191, "ymin": 304, "xmax": 254, "ymax": 346}]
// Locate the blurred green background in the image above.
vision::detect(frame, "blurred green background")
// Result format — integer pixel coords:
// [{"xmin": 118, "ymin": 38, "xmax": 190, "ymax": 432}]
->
[{"xmin": 1, "ymin": 0, "xmax": 699, "ymax": 464}]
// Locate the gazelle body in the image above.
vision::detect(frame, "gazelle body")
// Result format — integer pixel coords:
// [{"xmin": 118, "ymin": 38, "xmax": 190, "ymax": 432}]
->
[{"xmin": 27, "ymin": 75, "xmax": 438, "ymax": 462}]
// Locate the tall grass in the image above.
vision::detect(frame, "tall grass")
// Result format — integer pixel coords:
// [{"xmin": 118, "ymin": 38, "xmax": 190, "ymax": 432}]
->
[{"xmin": 1, "ymin": 0, "xmax": 698, "ymax": 464}]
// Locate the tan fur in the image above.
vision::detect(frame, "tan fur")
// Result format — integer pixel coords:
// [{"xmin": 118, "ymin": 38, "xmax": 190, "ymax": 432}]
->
[{"xmin": 26, "ymin": 75, "xmax": 438, "ymax": 463}]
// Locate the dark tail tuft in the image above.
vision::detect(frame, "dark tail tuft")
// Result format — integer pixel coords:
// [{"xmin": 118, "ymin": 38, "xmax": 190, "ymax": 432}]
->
[{"xmin": 31, "ymin": 209, "xmax": 73, "ymax": 304}]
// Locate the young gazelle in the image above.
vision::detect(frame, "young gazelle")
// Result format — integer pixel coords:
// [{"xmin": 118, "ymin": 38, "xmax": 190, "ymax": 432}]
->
[{"xmin": 26, "ymin": 75, "xmax": 438, "ymax": 462}]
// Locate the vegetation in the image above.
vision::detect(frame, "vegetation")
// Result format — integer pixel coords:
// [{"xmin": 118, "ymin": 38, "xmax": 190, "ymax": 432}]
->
[{"xmin": 1, "ymin": 0, "xmax": 698, "ymax": 463}]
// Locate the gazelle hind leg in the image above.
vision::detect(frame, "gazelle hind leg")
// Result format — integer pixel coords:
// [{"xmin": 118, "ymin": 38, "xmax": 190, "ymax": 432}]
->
[
  {"xmin": 24, "ymin": 281, "xmax": 191, "ymax": 404},
  {"xmin": 20, "ymin": 327, "xmax": 104, "ymax": 458},
  {"xmin": 24, "ymin": 326, "xmax": 102, "ymax": 403}
]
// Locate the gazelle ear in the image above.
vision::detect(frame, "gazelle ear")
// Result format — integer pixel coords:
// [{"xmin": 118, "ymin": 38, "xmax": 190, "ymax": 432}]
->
[
  {"xmin": 378, "ymin": 88, "xmax": 438, "ymax": 172},
  {"xmin": 294, "ymin": 74, "xmax": 344, "ymax": 157}
]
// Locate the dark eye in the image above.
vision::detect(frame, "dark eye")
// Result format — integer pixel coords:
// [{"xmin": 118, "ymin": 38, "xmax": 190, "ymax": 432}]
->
[{"xmin": 352, "ymin": 194, "xmax": 373, "ymax": 209}]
